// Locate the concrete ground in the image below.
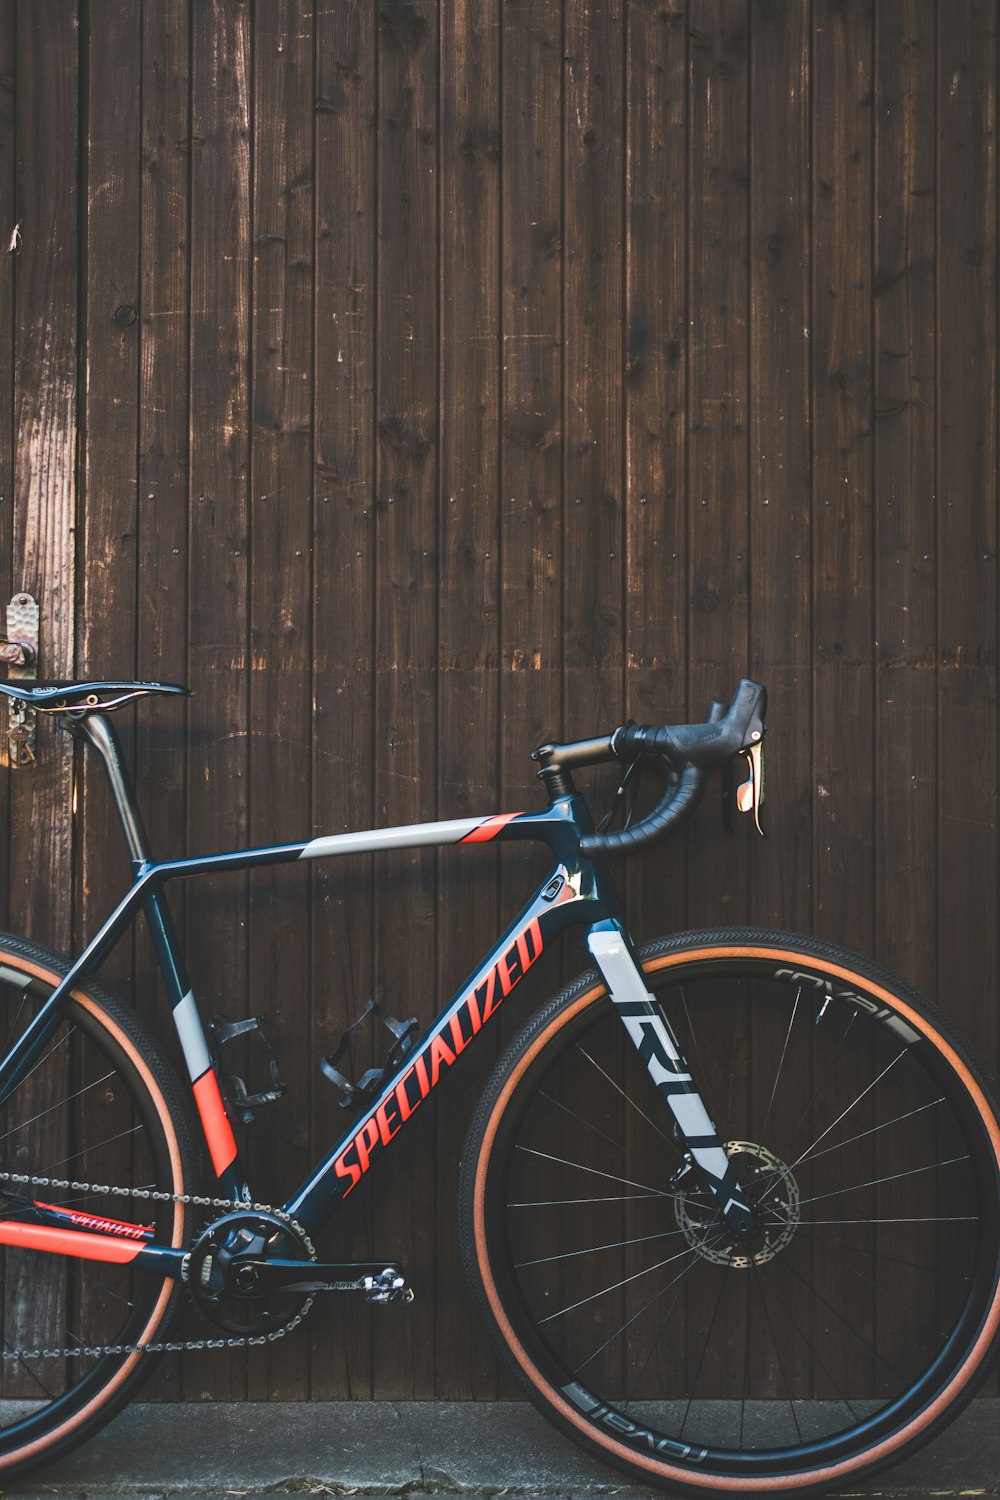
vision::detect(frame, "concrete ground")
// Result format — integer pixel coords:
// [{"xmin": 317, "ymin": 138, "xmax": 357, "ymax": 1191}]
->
[{"xmin": 2, "ymin": 1399, "xmax": 997, "ymax": 1500}]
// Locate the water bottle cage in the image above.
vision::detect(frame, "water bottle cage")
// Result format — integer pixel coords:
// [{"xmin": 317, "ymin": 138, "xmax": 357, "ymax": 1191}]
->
[
  {"xmin": 321, "ymin": 999, "xmax": 419, "ymax": 1111},
  {"xmin": 208, "ymin": 1013, "xmax": 287, "ymax": 1124}
]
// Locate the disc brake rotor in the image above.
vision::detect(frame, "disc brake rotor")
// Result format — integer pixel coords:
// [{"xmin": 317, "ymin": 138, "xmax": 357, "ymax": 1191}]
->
[{"xmin": 675, "ymin": 1140, "xmax": 800, "ymax": 1268}]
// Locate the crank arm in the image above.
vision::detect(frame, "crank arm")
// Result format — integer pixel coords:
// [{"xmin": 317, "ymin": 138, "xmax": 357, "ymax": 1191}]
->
[{"xmin": 225, "ymin": 1257, "xmax": 408, "ymax": 1299}]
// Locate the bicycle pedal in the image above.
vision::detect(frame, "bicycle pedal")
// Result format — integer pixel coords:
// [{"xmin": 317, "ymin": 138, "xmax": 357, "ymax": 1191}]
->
[
  {"xmin": 362, "ymin": 1268, "xmax": 414, "ymax": 1305},
  {"xmin": 208, "ymin": 1013, "xmax": 287, "ymax": 1124},
  {"xmin": 321, "ymin": 999, "xmax": 419, "ymax": 1111}
]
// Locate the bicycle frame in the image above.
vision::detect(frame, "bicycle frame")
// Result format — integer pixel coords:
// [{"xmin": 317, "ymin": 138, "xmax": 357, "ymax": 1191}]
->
[{"xmin": 0, "ymin": 712, "xmax": 750, "ymax": 1280}]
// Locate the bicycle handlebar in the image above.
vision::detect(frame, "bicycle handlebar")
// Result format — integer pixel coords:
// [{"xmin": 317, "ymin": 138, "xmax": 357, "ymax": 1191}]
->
[{"xmin": 532, "ymin": 679, "xmax": 767, "ymax": 858}]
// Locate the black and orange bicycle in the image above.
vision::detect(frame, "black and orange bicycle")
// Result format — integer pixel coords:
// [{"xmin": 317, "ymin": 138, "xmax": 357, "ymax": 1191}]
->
[{"xmin": 0, "ymin": 672, "xmax": 996, "ymax": 1497}]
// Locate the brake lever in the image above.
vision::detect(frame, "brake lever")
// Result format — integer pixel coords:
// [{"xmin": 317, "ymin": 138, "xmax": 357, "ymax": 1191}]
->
[{"xmin": 735, "ymin": 741, "xmax": 766, "ymax": 836}]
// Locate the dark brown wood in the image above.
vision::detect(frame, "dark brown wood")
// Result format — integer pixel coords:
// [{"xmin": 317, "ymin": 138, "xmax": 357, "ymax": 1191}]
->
[
  {"xmin": 811, "ymin": 0, "xmax": 876, "ymax": 958},
  {"xmin": 436, "ymin": 0, "xmax": 502, "ymax": 1399},
  {"xmin": 0, "ymin": 0, "xmax": 998, "ymax": 1404},
  {"xmin": 9, "ymin": 0, "xmax": 77, "ymax": 945},
  {"xmin": 4, "ymin": 0, "xmax": 78, "ymax": 1404},
  {"xmin": 563, "ymin": 0, "xmax": 624, "ymax": 746},
  {"xmin": 935, "ymin": 0, "xmax": 998, "ymax": 1071},
  {"xmin": 310, "ymin": 0, "xmax": 378, "ymax": 1403},
  {"xmin": 185, "ymin": 0, "xmax": 252, "ymax": 1402},
  {"xmin": 749, "ymin": 0, "xmax": 811, "ymax": 933},
  {"xmin": 372, "ymin": 0, "xmax": 440, "ymax": 1401},
  {"xmin": 133, "ymin": 0, "xmax": 192, "ymax": 1404},
  {"xmin": 623, "ymin": 0, "xmax": 688, "ymax": 945},
  {"xmin": 685, "ymin": 2, "xmax": 750, "ymax": 934},
  {"xmin": 76, "ymin": 0, "xmax": 146, "ymax": 1394},
  {"xmin": 0, "ymin": 0, "xmax": 14, "ymax": 913},
  {"xmin": 873, "ymin": 0, "xmax": 937, "ymax": 997},
  {"xmin": 810, "ymin": 0, "xmax": 879, "ymax": 1392},
  {"xmin": 246, "ymin": 0, "xmax": 315, "ymax": 1402}
]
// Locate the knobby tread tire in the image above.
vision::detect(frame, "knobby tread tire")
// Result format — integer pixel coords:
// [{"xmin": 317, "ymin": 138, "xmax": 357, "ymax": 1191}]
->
[{"xmin": 459, "ymin": 928, "xmax": 1000, "ymax": 1498}]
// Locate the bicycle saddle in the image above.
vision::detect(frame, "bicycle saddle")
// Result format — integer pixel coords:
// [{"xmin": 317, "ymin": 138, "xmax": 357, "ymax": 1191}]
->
[{"xmin": 0, "ymin": 679, "xmax": 190, "ymax": 714}]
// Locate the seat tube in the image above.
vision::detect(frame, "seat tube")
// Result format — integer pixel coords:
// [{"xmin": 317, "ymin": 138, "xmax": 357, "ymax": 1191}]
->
[{"xmin": 586, "ymin": 917, "xmax": 754, "ymax": 1236}]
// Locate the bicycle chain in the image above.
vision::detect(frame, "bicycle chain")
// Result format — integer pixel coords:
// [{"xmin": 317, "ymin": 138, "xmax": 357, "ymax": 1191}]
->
[{"xmin": 0, "ymin": 1169, "xmax": 316, "ymax": 1362}]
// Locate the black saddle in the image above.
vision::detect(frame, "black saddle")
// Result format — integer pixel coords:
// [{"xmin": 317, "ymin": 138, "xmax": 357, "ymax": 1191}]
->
[{"xmin": 0, "ymin": 680, "xmax": 190, "ymax": 715}]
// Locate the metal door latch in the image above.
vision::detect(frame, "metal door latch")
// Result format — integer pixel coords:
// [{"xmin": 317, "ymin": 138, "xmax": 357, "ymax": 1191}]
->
[{"xmin": 1, "ymin": 594, "xmax": 39, "ymax": 767}]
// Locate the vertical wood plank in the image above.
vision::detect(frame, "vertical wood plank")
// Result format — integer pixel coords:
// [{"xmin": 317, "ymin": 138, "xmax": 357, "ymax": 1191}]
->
[
  {"xmin": 247, "ymin": 0, "xmax": 314, "ymax": 1401},
  {"xmin": 811, "ymin": 0, "xmax": 878, "ymax": 1395},
  {"xmin": 76, "ymin": 0, "xmax": 148, "ymax": 1395},
  {"xmin": 5, "ymin": 0, "xmax": 78, "ymax": 1402},
  {"xmin": 0, "ymin": 0, "xmax": 15, "ymax": 916},
  {"xmin": 747, "ymin": 0, "xmax": 813, "ymax": 1398},
  {"xmin": 685, "ymin": 2, "xmax": 750, "ymax": 928},
  {"xmin": 77, "ymin": 0, "xmax": 141, "ymax": 956},
  {"xmin": 9, "ymin": 0, "xmax": 77, "ymax": 943},
  {"xmin": 134, "ymin": 0, "xmax": 192, "ymax": 1403},
  {"xmin": 749, "ymin": 0, "xmax": 811, "ymax": 930},
  {"xmin": 186, "ymin": 0, "xmax": 252, "ymax": 1400},
  {"xmin": 811, "ymin": 0, "xmax": 875, "ymax": 956},
  {"xmin": 373, "ymin": 0, "xmax": 439, "ymax": 1400},
  {"xmin": 436, "ymin": 0, "xmax": 501, "ymax": 1398},
  {"xmin": 500, "ymin": 0, "xmax": 563, "ymax": 796},
  {"xmin": 623, "ymin": 0, "xmax": 688, "ymax": 943},
  {"xmin": 310, "ymin": 0, "xmax": 378, "ymax": 1402},
  {"xmin": 563, "ymin": 0, "xmax": 625, "ymax": 748},
  {"xmin": 873, "ymin": 0, "xmax": 937, "ymax": 997},
  {"xmin": 936, "ymin": 0, "xmax": 997, "ymax": 1074},
  {"xmin": 136, "ymin": 5, "xmax": 191, "ymax": 880}
]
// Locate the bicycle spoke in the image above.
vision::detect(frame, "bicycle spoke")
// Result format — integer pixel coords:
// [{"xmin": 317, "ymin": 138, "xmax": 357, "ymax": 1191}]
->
[
  {"xmin": 509, "ymin": 1191, "xmax": 674, "ymax": 1207},
  {"xmin": 577, "ymin": 1047, "xmax": 676, "ymax": 1150},
  {"xmin": 779, "ymin": 1249, "xmax": 909, "ymax": 1385},
  {"xmin": 46, "ymin": 1125, "xmax": 143, "ymax": 1176},
  {"xmin": 750, "ymin": 1261, "xmax": 804, "ymax": 1446},
  {"xmin": 536, "ymin": 1244, "xmax": 704, "ymax": 1326},
  {"xmin": 515, "ymin": 1225, "xmax": 689, "ymax": 1269},
  {"xmin": 797, "ymin": 1096, "xmax": 945, "ymax": 1167},
  {"xmin": 795, "ymin": 1154, "xmax": 971, "ymax": 1208},
  {"xmin": 514, "ymin": 1145, "xmax": 678, "ymax": 1200},
  {"xmin": 583, "ymin": 1245, "xmax": 713, "ymax": 1378},
  {"xmin": 679, "ymin": 1265, "xmax": 729, "ymax": 1441},
  {"xmin": 0, "ymin": 1068, "xmax": 117, "ymax": 1145},
  {"xmin": 534, "ymin": 1089, "xmax": 630, "ymax": 1156},
  {"xmin": 761, "ymin": 987, "xmax": 801, "ymax": 1140}
]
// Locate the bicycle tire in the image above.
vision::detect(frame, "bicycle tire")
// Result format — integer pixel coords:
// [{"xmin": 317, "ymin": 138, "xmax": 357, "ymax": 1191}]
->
[
  {"xmin": 460, "ymin": 929, "xmax": 1000, "ymax": 1497},
  {"xmin": 0, "ymin": 930, "xmax": 196, "ymax": 1478}
]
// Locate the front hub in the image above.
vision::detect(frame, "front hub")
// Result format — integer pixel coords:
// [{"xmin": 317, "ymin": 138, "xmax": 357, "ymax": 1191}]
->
[{"xmin": 674, "ymin": 1141, "xmax": 800, "ymax": 1269}]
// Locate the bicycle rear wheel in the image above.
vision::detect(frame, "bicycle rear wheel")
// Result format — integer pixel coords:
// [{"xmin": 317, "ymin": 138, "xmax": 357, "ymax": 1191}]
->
[
  {"xmin": 460, "ymin": 929, "xmax": 1000, "ymax": 1497},
  {"xmin": 0, "ymin": 932, "xmax": 195, "ymax": 1478}
]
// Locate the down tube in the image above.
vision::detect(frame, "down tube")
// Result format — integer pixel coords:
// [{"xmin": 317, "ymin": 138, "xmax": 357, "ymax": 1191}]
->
[{"xmin": 284, "ymin": 871, "xmax": 606, "ymax": 1237}]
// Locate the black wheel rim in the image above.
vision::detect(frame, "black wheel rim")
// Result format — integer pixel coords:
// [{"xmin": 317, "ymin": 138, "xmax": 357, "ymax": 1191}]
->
[{"xmin": 482, "ymin": 955, "xmax": 1000, "ymax": 1478}]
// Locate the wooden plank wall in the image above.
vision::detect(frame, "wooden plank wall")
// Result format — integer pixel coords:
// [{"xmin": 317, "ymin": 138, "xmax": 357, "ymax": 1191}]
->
[{"xmin": 0, "ymin": 0, "xmax": 997, "ymax": 1400}]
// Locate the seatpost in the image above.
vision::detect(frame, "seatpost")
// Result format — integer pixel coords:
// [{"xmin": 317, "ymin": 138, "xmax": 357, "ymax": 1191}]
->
[{"xmin": 67, "ymin": 713, "xmax": 153, "ymax": 866}]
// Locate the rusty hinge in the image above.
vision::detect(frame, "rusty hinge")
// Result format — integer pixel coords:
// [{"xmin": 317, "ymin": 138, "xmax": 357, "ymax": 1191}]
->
[{"xmin": 1, "ymin": 594, "xmax": 39, "ymax": 767}]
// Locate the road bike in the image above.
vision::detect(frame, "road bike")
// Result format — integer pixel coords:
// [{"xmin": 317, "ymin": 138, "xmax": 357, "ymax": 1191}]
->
[{"xmin": 0, "ymin": 671, "xmax": 996, "ymax": 1497}]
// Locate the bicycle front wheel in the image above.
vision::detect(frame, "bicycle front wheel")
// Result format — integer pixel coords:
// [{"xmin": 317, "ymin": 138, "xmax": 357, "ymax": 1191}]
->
[
  {"xmin": 460, "ymin": 930, "xmax": 1000, "ymax": 1497},
  {"xmin": 0, "ymin": 932, "xmax": 196, "ymax": 1478}
]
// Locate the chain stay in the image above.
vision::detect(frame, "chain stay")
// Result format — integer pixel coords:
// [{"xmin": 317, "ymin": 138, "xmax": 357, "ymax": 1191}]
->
[{"xmin": 0, "ymin": 1169, "xmax": 313, "ymax": 1361}]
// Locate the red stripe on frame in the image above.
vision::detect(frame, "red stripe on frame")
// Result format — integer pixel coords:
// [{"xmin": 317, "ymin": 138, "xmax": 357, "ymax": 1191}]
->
[
  {"xmin": 460, "ymin": 813, "xmax": 522, "ymax": 844},
  {"xmin": 0, "ymin": 1221, "xmax": 144, "ymax": 1265},
  {"xmin": 193, "ymin": 1069, "xmax": 239, "ymax": 1176}
]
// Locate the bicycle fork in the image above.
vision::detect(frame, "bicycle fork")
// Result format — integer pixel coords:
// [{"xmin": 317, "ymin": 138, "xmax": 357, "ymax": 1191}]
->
[{"xmin": 586, "ymin": 919, "xmax": 754, "ymax": 1238}]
